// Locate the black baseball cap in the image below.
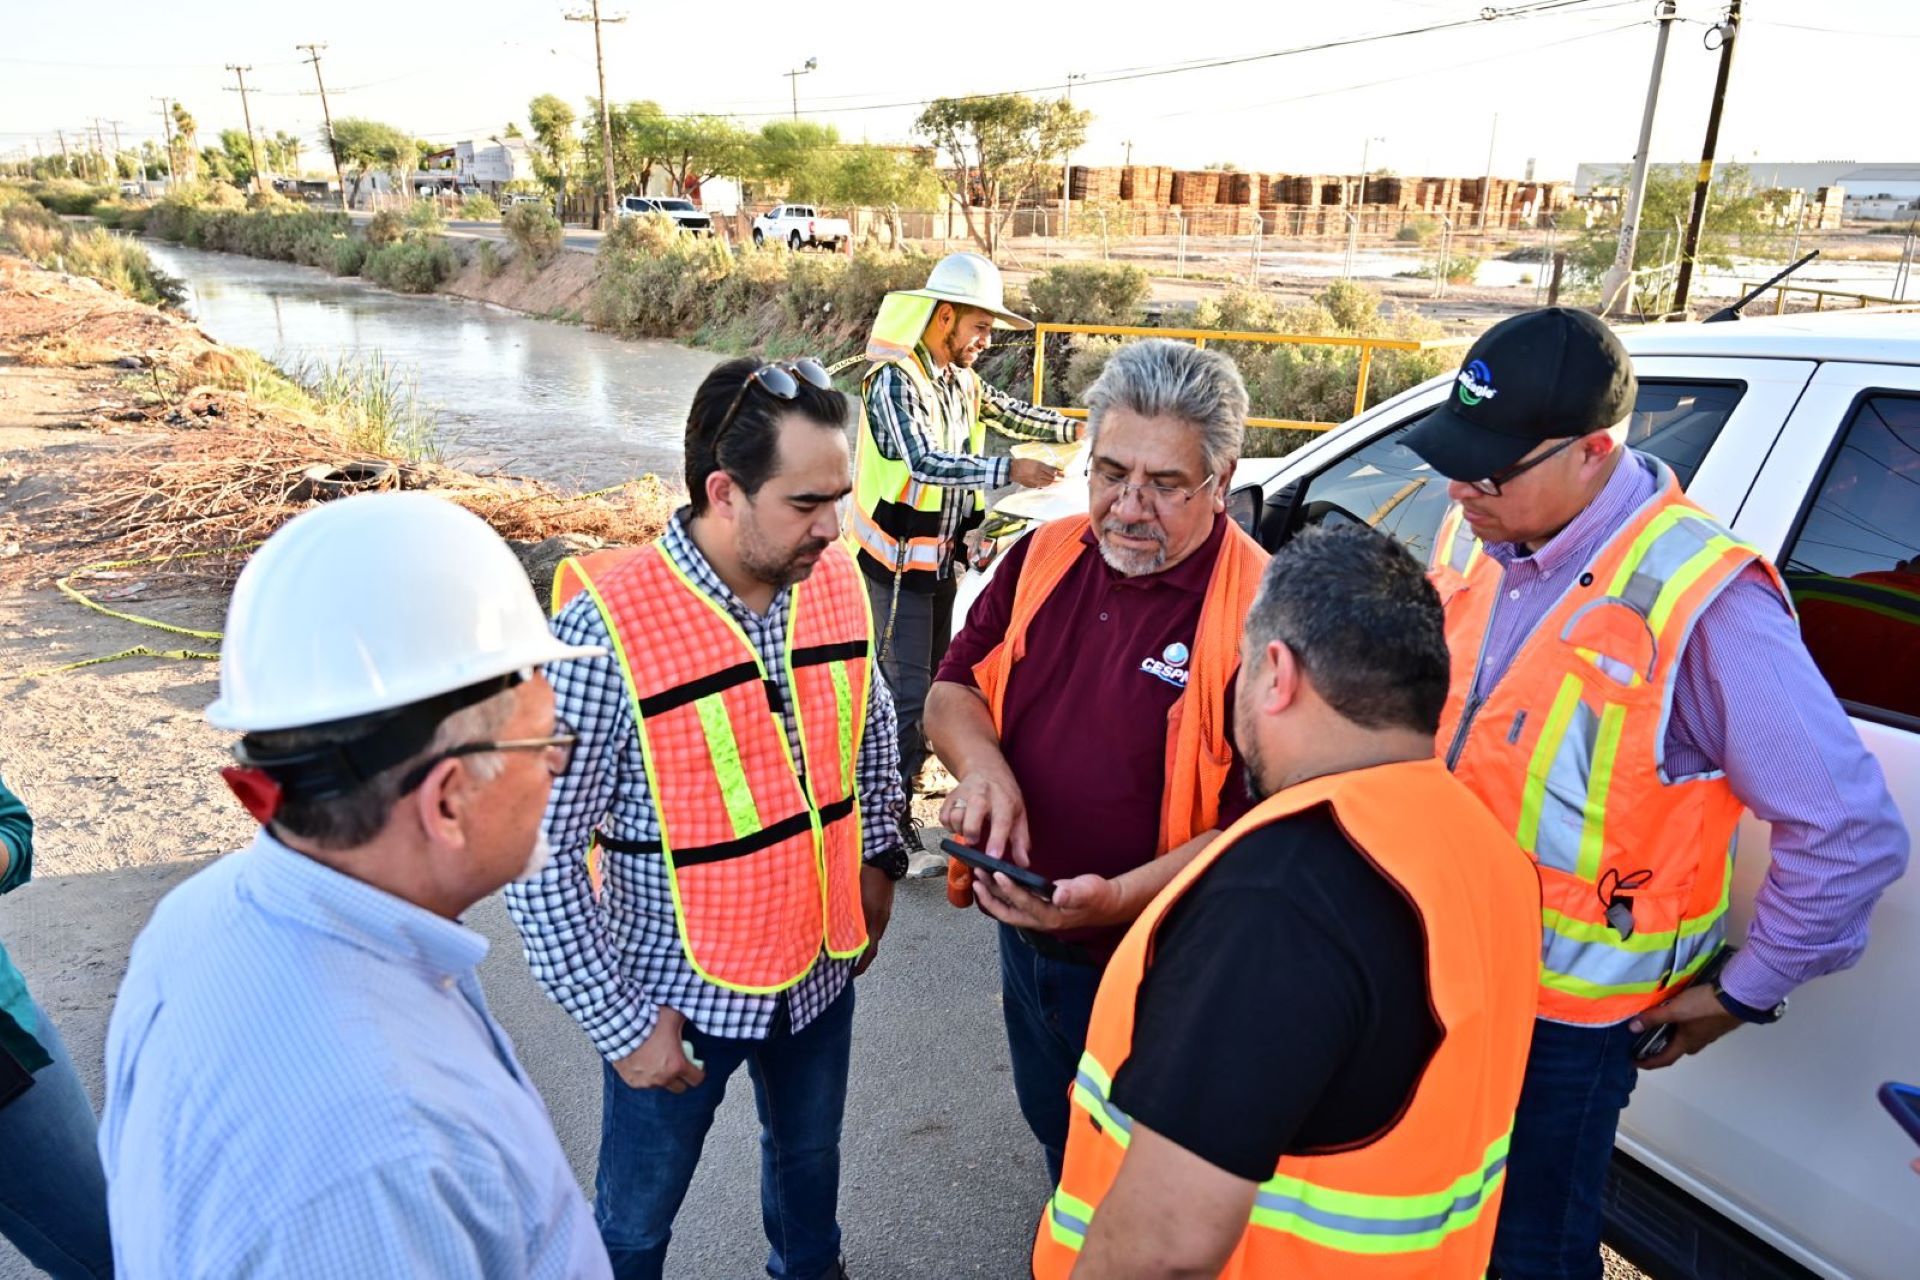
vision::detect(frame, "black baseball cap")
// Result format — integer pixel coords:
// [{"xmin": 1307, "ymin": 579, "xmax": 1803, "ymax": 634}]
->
[{"xmin": 1403, "ymin": 307, "xmax": 1637, "ymax": 483}]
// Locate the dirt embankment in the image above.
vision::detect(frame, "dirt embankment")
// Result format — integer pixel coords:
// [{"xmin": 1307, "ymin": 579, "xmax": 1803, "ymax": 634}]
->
[
  {"xmin": 0, "ymin": 255, "xmax": 678, "ymax": 876},
  {"xmin": 439, "ymin": 239, "xmax": 600, "ymax": 319}
]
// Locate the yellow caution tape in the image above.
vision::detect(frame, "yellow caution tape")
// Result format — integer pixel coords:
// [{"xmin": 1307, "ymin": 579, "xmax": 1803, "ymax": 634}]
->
[{"xmin": 4, "ymin": 543, "xmax": 258, "ymax": 683}]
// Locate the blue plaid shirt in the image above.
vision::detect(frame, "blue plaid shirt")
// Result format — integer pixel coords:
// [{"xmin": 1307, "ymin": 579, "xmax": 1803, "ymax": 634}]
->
[{"xmin": 504, "ymin": 510, "xmax": 906, "ymax": 1059}]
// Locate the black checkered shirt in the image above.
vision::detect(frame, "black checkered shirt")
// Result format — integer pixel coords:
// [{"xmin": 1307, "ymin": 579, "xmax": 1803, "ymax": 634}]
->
[{"xmin": 503, "ymin": 510, "xmax": 906, "ymax": 1058}]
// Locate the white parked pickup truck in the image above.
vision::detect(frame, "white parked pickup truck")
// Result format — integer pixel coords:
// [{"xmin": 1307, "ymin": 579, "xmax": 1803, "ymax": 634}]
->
[
  {"xmin": 752, "ymin": 204, "xmax": 851, "ymax": 251},
  {"xmin": 616, "ymin": 195, "xmax": 713, "ymax": 235},
  {"xmin": 959, "ymin": 309, "xmax": 1920, "ymax": 1280}
]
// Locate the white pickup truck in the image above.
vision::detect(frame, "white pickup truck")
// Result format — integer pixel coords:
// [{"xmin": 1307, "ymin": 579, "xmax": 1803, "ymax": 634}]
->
[
  {"xmin": 961, "ymin": 308, "xmax": 1920, "ymax": 1280},
  {"xmin": 752, "ymin": 204, "xmax": 851, "ymax": 251},
  {"xmin": 616, "ymin": 195, "xmax": 713, "ymax": 235}
]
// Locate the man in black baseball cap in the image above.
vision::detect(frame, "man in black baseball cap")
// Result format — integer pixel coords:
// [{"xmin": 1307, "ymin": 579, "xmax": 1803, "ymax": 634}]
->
[{"xmin": 1407, "ymin": 306, "xmax": 1908, "ymax": 1280}]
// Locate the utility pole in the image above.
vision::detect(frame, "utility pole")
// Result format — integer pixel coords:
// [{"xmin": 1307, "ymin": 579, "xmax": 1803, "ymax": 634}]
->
[
  {"xmin": 1478, "ymin": 112, "xmax": 1499, "ymax": 238},
  {"xmin": 1123, "ymin": 140, "xmax": 1133, "ymax": 167},
  {"xmin": 1062, "ymin": 71, "xmax": 1085, "ymax": 239},
  {"xmin": 1347, "ymin": 135, "xmax": 1383, "ymax": 274},
  {"xmin": 298, "ymin": 43, "xmax": 351, "ymax": 211},
  {"xmin": 1673, "ymin": 0, "xmax": 1742, "ymax": 316},
  {"xmin": 1601, "ymin": 0, "xmax": 1678, "ymax": 317},
  {"xmin": 225, "ymin": 64, "xmax": 268, "ymax": 194},
  {"xmin": 106, "ymin": 118, "xmax": 127, "ymax": 183},
  {"xmin": 784, "ymin": 57, "xmax": 817, "ymax": 121},
  {"xmin": 55, "ymin": 129, "xmax": 71, "ymax": 179},
  {"xmin": 566, "ymin": 1, "xmax": 626, "ymax": 229},
  {"xmin": 152, "ymin": 97, "xmax": 176, "ymax": 191}
]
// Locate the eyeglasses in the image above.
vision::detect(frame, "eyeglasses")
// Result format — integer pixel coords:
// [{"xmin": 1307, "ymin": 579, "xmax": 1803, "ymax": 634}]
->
[
  {"xmin": 1468, "ymin": 437, "xmax": 1578, "ymax": 497},
  {"xmin": 1087, "ymin": 465, "xmax": 1218, "ymax": 513},
  {"xmin": 710, "ymin": 358, "xmax": 833, "ymax": 458},
  {"xmin": 398, "ymin": 720, "xmax": 578, "ymax": 795}
]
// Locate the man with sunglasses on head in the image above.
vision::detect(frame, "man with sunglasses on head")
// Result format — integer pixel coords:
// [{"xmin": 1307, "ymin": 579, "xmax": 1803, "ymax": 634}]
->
[
  {"xmin": 506, "ymin": 357, "xmax": 909, "ymax": 1280},
  {"xmin": 1405, "ymin": 307, "xmax": 1907, "ymax": 1280},
  {"xmin": 855, "ymin": 253, "xmax": 1081, "ymax": 874},
  {"xmin": 100, "ymin": 493, "xmax": 611, "ymax": 1278},
  {"xmin": 926, "ymin": 338, "xmax": 1268, "ymax": 1184}
]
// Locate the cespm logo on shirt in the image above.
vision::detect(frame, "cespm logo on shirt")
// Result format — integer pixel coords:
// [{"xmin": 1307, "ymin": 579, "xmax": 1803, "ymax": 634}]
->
[{"xmin": 1140, "ymin": 641, "xmax": 1191, "ymax": 689}]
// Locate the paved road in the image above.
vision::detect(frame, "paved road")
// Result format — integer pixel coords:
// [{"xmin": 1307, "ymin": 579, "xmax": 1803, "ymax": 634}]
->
[{"xmin": 0, "ymin": 859, "xmax": 1047, "ymax": 1279}]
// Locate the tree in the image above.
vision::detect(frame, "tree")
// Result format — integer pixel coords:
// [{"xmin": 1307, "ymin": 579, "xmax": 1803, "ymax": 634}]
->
[
  {"xmin": 527, "ymin": 94, "xmax": 578, "ymax": 196},
  {"xmin": 217, "ymin": 128, "xmax": 257, "ymax": 185},
  {"xmin": 267, "ymin": 130, "xmax": 303, "ymax": 177},
  {"xmin": 170, "ymin": 103, "xmax": 199, "ymax": 184},
  {"xmin": 913, "ymin": 94, "xmax": 1090, "ymax": 255},
  {"xmin": 583, "ymin": 98, "xmax": 670, "ymax": 196},
  {"xmin": 829, "ymin": 146, "xmax": 944, "ymax": 244},
  {"xmin": 329, "ymin": 117, "xmax": 412, "ymax": 207},
  {"xmin": 656, "ymin": 115, "xmax": 755, "ymax": 197},
  {"xmin": 753, "ymin": 120, "xmax": 842, "ymax": 202},
  {"xmin": 1570, "ymin": 164, "xmax": 1771, "ymax": 314}
]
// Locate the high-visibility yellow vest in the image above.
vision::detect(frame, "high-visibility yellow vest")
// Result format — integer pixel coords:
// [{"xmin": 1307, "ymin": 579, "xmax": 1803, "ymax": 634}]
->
[
  {"xmin": 551, "ymin": 542, "xmax": 873, "ymax": 993},
  {"xmin": 1033, "ymin": 760, "xmax": 1540, "ymax": 1279},
  {"xmin": 1431, "ymin": 463, "xmax": 1793, "ymax": 1024},
  {"xmin": 850, "ymin": 291, "xmax": 986, "ymax": 582}
]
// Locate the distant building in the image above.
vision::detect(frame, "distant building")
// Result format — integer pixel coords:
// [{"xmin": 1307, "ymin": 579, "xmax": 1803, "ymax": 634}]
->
[
  {"xmin": 1845, "ymin": 193, "xmax": 1920, "ymax": 222},
  {"xmin": 456, "ymin": 139, "xmax": 533, "ymax": 193},
  {"xmin": 1575, "ymin": 160, "xmax": 1920, "ymax": 201}
]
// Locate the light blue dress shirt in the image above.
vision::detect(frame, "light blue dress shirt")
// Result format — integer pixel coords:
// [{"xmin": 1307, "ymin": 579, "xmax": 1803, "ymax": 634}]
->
[{"xmin": 99, "ymin": 831, "xmax": 611, "ymax": 1279}]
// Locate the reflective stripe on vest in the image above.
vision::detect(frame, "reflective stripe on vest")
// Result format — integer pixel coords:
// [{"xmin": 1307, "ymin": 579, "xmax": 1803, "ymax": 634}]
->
[
  {"xmin": 560, "ymin": 543, "xmax": 872, "ymax": 992},
  {"xmin": 1049, "ymin": 1053, "xmax": 1514, "ymax": 1257},
  {"xmin": 1033, "ymin": 760, "xmax": 1540, "ymax": 1279},
  {"xmin": 1432, "ymin": 462, "xmax": 1791, "ymax": 1024},
  {"xmin": 851, "ymin": 293, "xmax": 987, "ymax": 579}
]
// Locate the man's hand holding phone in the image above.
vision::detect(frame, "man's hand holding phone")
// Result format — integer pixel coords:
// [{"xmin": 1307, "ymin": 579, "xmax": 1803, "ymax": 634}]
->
[{"xmin": 945, "ymin": 839, "xmax": 1126, "ymax": 934}]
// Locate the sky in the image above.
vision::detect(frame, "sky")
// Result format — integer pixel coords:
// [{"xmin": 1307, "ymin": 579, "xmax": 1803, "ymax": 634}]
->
[{"xmin": 0, "ymin": 0, "xmax": 1911, "ymax": 183}]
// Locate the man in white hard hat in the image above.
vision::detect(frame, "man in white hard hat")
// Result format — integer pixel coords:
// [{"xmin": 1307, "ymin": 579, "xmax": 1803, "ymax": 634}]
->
[
  {"xmin": 98, "ymin": 492, "xmax": 611, "ymax": 1279},
  {"xmin": 852, "ymin": 251, "xmax": 1079, "ymax": 873}
]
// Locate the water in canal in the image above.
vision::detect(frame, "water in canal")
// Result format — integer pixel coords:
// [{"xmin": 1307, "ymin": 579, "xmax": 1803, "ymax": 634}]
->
[{"xmin": 143, "ymin": 241, "xmax": 722, "ymax": 492}]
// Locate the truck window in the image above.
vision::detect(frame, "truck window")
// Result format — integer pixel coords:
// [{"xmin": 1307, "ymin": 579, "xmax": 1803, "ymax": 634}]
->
[
  {"xmin": 1780, "ymin": 392, "xmax": 1920, "ymax": 726},
  {"xmin": 1293, "ymin": 379, "xmax": 1746, "ymax": 565}
]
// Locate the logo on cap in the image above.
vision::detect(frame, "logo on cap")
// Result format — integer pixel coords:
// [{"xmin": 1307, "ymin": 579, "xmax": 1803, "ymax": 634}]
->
[{"xmin": 1457, "ymin": 360, "xmax": 1499, "ymax": 407}]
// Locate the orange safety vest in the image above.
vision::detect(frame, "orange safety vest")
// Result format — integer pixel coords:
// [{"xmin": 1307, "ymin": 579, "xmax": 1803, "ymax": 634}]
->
[
  {"xmin": 1431, "ymin": 463, "xmax": 1792, "ymax": 1025},
  {"xmin": 947, "ymin": 514, "xmax": 1268, "ymax": 908},
  {"xmin": 552, "ymin": 541, "xmax": 873, "ymax": 994},
  {"xmin": 1032, "ymin": 759, "xmax": 1540, "ymax": 1279}
]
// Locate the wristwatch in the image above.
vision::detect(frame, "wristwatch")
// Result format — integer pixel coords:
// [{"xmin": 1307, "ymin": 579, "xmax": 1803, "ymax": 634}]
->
[
  {"xmin": 1713, "ymin": 983, "xmax": 1788, "ymax": 1025},
  {"xmin": 865, "ymin": 846, "xmax": 910, "ymax": 882}
]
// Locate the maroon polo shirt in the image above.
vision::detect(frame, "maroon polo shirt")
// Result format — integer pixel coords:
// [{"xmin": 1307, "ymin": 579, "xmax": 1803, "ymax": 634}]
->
[{"xmin": 937, "ymin": 512, "xmax": 1253, "ymax": 953}]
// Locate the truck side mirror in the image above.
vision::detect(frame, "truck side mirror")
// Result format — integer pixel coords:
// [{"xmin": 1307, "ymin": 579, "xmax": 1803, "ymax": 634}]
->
[{"xmin": 1227, "ymin": 482, "xmax": 1264, "ymax": 539}]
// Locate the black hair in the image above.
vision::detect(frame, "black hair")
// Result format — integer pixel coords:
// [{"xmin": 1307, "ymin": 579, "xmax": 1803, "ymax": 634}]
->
[
  {"xmin": 684, "ymin": 357, "xmax": 850, "ymax": 515},
  {"xmin": 1245, "ymin": 524, "xmax": 1450, "ymax": 734}
]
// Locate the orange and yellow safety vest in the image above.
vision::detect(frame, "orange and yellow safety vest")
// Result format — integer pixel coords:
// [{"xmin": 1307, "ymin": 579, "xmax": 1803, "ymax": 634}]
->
[
  {"xmin": 1032, "ymin": 759, "xmax": 1540, "ymax": 1279},
  {"xmin": 1431, "ymin": 463, "xmax": 1792, "ymax": 1024},
  {"xmin": 552, "ymin": 542, "xmax": 873, "ymax": 993}
]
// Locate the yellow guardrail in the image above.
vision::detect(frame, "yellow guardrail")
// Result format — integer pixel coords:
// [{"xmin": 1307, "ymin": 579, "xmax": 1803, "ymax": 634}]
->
[
  {"xmin": 1030, "ymin": 323, "xmax": 1470, "ymax": 432},
  {"xmin": 1740, "ymin": 282, "xmax": 1908, "ymax": 315}
]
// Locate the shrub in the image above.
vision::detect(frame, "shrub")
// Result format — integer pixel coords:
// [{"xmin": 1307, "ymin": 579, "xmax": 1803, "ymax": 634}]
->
[
  {"xmin": 1026, "ymin": 262, "xmax": 1149, "ymax": 325},
  {"xmin": 460, "ymin": 194, "xmax": 502, "ymax": 221},
  {"xmin": 29, "ymin": 180, "xmax": 110, "ymax": 216},
  {"xmin": 589, "ymin": 228, "xmax": 733, "ymax": 335},
  {"xmin": 504, "ymin": 203, "xmax": 563, "ymax": 264},
  {"xmin": 478, "ymin": 240, "xmax": 505, "ymax": 280},
  {"xmin": 362, "ymin": 237, "xmax": 454, "ymax": 293},
  {"xmin": 0, "ymin": 199, "xmax": 183, "ymax": 307},
  {"xmin": 328, "ymin": 237, "xmax": 369, "ymax": 276},
  {"xmin": 365, "ymin": 210, "xmax": 407, "ymax": 245},
  {"xmin": 202, "ymin": 183, "xmax": 248, "ymax": 211},
  {"xmin": 403, "ymin": 198, "xmax": 445, "ymax": 234}
]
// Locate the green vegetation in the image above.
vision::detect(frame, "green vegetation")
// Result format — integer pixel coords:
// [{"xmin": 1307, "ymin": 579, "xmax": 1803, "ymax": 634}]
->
[
  {"xmin": 914, "ymin": 94, "xmax": 1090, "ymax": 255},
  {"xmin": 1569, "ymin": 164, "xmax": 1772, "ymax": 313},
  {"xmin": 504, "ymin": 203, "xmax": 563, "ymax": 265},
  {"xmin": 1025, "ymin": 263, "xmax": 1149, "ymax": 326},
  {"xmin": 478, "ymin": 240, "xmax": 505, "ymax": 280},
  {"xmin": 144, "ymin": 189, "xmax": 449, "ymax": 293},
  {"xmin": 402, "ymin": 198, "xmax": 446, "ymax": 234},
  {"xmin": 0, "ymin": 185, "xmax": 183, "ymax": 307},
  {"xmin": 362, "ymin": 237, "xmax": 455, "ymax": 293},
  {"xmin": 460, "ymin": 193, "xmax": 502, "ymax": 221},
  {"xmin": 285, "ymin": 351, "xmax": 442, "ymax": 459}
]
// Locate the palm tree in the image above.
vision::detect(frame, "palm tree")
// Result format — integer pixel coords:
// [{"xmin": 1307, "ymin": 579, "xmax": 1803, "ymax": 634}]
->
[{"xmin": 171, "ymin": 103, "xmax": 199, "ymax": 184}]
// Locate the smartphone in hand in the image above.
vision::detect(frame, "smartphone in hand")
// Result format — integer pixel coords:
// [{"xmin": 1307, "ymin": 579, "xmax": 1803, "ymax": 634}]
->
[
  {"xmin": 940, "ymin": 838, "xmax": 1057, "ymax": 902},
  {"xmin": 1632, "ymin": 945, "xmax": 1738, "ymax": 1062}
]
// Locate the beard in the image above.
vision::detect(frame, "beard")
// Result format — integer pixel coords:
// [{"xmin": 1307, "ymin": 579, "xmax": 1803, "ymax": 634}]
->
[
  {"xmin": 516, "ymin": 829, "xmax": 554, "ymax": 882},
  {"xmin": 1235, "ymin": 695, "xmax": 1273, "ymax": 803},
  {"xmin": 1096, "ymin": 516, "xmax": 1169, "ymax": 577},
  {"xmin": 739, "ymin": 523, "xmax": 830, "ymax": 590}
]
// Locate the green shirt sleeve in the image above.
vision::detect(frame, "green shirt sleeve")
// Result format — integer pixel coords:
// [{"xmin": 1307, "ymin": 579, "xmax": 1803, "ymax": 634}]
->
[{"xmin": 0, "ymin": 772, "xmax": 33, "ymax": 896}]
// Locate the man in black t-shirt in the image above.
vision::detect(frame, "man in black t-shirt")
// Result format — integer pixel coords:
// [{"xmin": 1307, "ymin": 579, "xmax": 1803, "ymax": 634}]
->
[{"xmin": 1046, "ymin": 524, "xmax": 1540, "ymax": 1279}]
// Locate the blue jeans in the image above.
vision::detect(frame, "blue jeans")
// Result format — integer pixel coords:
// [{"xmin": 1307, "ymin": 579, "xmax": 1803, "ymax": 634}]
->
[
  {"xmin": 595, "ymin": 984, "xmax": 854, "ymax": 1280},
  {"xmin": 1491, "ymin": 1018, "xmax": 1642, "ymax": 1280},
  {"xmin": 0, "ymin": 998, "xmax": 113, "ymax": 1280},
  {"xmin": 996, "ymin": 925, "xmax": 1104, "ymax": 1188}
]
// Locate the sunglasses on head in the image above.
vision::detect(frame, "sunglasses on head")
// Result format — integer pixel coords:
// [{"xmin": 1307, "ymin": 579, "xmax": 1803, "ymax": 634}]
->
[{"xmin": 710, "ymin": 358, "xmax": 833, "ymax": 456}]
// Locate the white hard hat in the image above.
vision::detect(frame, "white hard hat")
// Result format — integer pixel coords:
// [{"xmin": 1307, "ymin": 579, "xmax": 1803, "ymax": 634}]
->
[
  {"xmin": 207, "ymin": 492, "xmax": 606, "ymax": 732},
  {"xmin": 902, "ymin": 252, "xmax": 1033, "ymax": 330}
]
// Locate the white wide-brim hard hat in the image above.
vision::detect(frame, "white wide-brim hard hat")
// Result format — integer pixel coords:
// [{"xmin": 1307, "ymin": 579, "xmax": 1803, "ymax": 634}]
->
[
  {"xmin": 900, "ymin": 251, "xmax": 1033, "ymax": 330},
  {"xmin": 207, "ymin": 492, "xmax": 606, "ymax": 733}
]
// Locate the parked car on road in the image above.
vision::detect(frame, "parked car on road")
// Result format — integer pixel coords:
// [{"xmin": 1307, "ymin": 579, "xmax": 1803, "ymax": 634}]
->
[
  {"xmin": 957, "ymin": 308, "xmax": 1920, "ymax": 1280},
  {"xmin": 752, "ymin": 204, "xmax": 851, "ymax": 251},
  {"xmin": 616, "ymin": 195, "xmax": 712, "ymax": 235}
]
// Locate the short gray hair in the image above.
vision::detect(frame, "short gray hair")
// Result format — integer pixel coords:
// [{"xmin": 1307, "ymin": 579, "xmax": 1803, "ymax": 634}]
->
[
  {"xmin": 250, "ymin": 688, "xmax": 517, "ymax": 850},
  {"xmin": 1083, "ymin": 339, "xmax": 1249, "ymax": 479}
]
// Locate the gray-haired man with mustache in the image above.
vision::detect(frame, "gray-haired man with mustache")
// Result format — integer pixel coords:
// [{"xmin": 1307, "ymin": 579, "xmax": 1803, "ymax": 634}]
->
[{"xmin": 925, "ymin": 339, "xmax": 1269, "ymax": 1182}]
